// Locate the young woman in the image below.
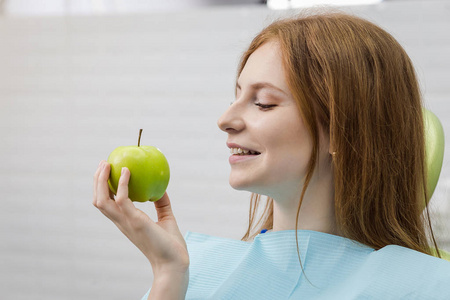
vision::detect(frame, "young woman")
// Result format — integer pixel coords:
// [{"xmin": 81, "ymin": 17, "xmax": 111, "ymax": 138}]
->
[{"xmin": 93, "ymin": 11, "xmax": 450, "ymax": 299}]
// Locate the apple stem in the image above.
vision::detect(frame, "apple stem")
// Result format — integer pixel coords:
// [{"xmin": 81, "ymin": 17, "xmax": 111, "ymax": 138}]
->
[{"xmin": 138, "ymin": 129, "xmax": 143, "ymax": 147}]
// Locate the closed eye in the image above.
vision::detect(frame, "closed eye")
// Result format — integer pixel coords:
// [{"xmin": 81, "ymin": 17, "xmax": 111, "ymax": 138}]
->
[{"xmin": 255, "ymin": 103, "xmax": 277, "ymax": 110}]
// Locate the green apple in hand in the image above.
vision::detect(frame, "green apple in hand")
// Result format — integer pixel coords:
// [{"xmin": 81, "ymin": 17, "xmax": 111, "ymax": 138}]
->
[
  {"xmin": 107, "ymin": 129, "xmax": 170, "ymax": 202},
  {"xmin": 423, "ymin": 108, "xmax": 445, "ymax": 206}
]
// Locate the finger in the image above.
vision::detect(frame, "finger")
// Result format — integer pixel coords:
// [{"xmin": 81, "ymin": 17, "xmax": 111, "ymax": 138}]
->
[
  {"xmin": 115, "ymin": 167, "xmax": 136, "ymax": 216},
  {"xmin": 96, "ymin": 162, "xmax": 121, "ymax": 219},
  {"xmin": 154, "ymin": 192, "xmax": 174, "ymax": 222},
  {"xmin": 93, "ymin": 160, "xmax": 105, "ymax": 207}
]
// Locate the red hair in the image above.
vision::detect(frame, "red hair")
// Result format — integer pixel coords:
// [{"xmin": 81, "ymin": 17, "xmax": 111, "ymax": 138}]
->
[{"xmin": 239, "ymin": 11, "xmax": 439, "ymax": 259}]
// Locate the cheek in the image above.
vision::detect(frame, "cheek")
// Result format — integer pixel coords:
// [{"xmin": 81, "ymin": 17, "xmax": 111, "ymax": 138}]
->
[
  {"xmin": 262, "ymin": 125, "xmax": 312, "ymax": 181},
  {"xmin": 267, "ymin": 146, "xmax": 310, "ymax": 181}
]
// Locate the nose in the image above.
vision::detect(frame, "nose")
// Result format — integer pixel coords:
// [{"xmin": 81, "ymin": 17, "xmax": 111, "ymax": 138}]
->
[{"xmin": 217, "ymin": 102, "xmax": 245, "ymax": 133}]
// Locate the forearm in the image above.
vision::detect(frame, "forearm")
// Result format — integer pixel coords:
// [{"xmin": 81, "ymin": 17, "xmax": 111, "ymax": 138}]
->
[{"xmin": 148, "ymin": 270, "xmax": 189, "ymax": 300}]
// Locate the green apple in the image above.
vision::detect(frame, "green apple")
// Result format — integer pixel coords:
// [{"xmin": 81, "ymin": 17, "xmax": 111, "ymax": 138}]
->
[
  {"xmin": 107, "ymin": 129, "xmax": 170, "ymax": 202},
  {"xmin": 423, "ymin": 108, "xmax": 445, "ymax": 206}
]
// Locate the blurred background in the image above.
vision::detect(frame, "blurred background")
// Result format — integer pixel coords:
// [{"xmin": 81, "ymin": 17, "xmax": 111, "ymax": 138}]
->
[{"xmin": 0, "ymin": 0, "xmax": 449, "ymax": 299}]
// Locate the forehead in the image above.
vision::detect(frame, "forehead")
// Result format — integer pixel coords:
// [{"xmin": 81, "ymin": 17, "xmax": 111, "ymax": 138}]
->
[{"xmin": 238, "ymin": 41, "xmax": 290, "ymax": 92}]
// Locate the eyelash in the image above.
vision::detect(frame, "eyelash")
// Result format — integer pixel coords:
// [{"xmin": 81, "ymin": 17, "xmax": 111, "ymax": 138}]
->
[
  {"xmin": 255, "ymin": 102, "xmax": 277, "ymax": 110},
  {"xmin": 229, "ymin": 101, "xmax": 277, "ymax": 110}
]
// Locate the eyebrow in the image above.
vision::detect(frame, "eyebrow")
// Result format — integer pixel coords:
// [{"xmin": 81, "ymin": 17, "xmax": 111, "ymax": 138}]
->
[{"xmin": 236, "ymin": 81, "xmax": 288, "ymax": 96}]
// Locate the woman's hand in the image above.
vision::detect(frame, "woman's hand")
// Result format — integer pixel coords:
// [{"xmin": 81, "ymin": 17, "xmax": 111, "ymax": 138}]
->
[{"xmin": 93, "ymin": 161, "xmax": 189, "ymax": 298}]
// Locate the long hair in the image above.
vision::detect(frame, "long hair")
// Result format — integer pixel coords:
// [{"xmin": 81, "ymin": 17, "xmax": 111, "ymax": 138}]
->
[{"xmin": 239, "ymin": 11, "xmax": 440, "ymax": 258}]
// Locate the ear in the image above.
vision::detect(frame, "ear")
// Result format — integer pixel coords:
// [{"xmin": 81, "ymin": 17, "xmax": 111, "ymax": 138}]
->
[
  {"xmin": 325, "ymin": 126, "xmax": 334, "ymax": 156},
  {"xmin": 328, "ymin": 146, "xmax": 335, "ymax": 156},
  {"xmin": 317, "ymin": 126, "xmax": 333, "ymax": 156}
]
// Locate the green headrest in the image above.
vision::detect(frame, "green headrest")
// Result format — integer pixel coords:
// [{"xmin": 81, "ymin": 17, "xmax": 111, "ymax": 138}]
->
[{"xmin": 423, "ymin": 108, "xmax": 445, "ymax": 207}]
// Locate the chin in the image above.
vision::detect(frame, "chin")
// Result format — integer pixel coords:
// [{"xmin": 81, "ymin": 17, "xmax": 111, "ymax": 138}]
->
[
  {"xmin": 228, "ymin": 178, "xmax": 267, "ymax": 196},
  {"xmin": 229, "ymin": 177, "xmax": 253, "ymax": 191},
  {"xmin": 229, "ymin": 180, "xmax": 246, "ymax": 191}
]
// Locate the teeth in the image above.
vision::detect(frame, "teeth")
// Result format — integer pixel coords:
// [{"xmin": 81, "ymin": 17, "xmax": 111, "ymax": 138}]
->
[{"xmin": 230, "ymin": 147, "xmax": 259, "ymax": 155}]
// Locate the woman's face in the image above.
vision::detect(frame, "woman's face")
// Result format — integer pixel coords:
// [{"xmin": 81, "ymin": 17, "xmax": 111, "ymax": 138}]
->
[{"xmin": 217, "ymin": 41, "xmax": 321, "ymax": 200}]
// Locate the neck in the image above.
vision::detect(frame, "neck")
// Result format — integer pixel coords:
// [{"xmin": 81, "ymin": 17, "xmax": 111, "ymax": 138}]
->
[{"xmin": 271, "ymin": 170, "xmax": 339, "ymax": 236}]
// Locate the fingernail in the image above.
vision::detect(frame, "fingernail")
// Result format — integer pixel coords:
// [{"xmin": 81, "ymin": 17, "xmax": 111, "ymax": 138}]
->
[
  {"xmin": 121, "ymin": 167, "xmax": 126, "ymax": 175},
  {"xmin": 98, "ymin": 161, "xmax": 102, "ymax": 167}
]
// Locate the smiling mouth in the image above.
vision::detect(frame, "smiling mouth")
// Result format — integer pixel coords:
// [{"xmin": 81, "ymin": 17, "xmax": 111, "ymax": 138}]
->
[{"xmin": 230, "ymin": 147, "xmax": 261, "ymax": 156}]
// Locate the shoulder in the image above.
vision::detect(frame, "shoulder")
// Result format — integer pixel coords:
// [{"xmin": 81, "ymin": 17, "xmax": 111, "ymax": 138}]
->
[
  {"xmin": 184, "ymin": 232, "xmax": 450, "ymax": 299},
  {"xmin": 372, "ymin": 244, "xmax": 450, "ymax": 274},
  {"xmin": 358, "ymin": 245, "xmax": 450, "ymax": 298},
  {"xmin": 314, "ymin": 244, "xmax": 450, "ymax": 299}
]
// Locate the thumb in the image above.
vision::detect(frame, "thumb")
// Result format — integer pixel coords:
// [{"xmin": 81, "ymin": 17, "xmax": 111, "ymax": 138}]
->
[
  {"xmin": 154, "ymin": 192, "xmax": 174, "ymax": 222},
  {"xmin": 115, "ymin": 167, "xmax": 136, "ymax": 216}
]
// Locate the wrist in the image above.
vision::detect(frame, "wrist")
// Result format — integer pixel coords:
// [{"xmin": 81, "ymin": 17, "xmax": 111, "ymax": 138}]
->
[{"xmin": 149, "ymin": 270, "xmax": 189, "ymax": 300}]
